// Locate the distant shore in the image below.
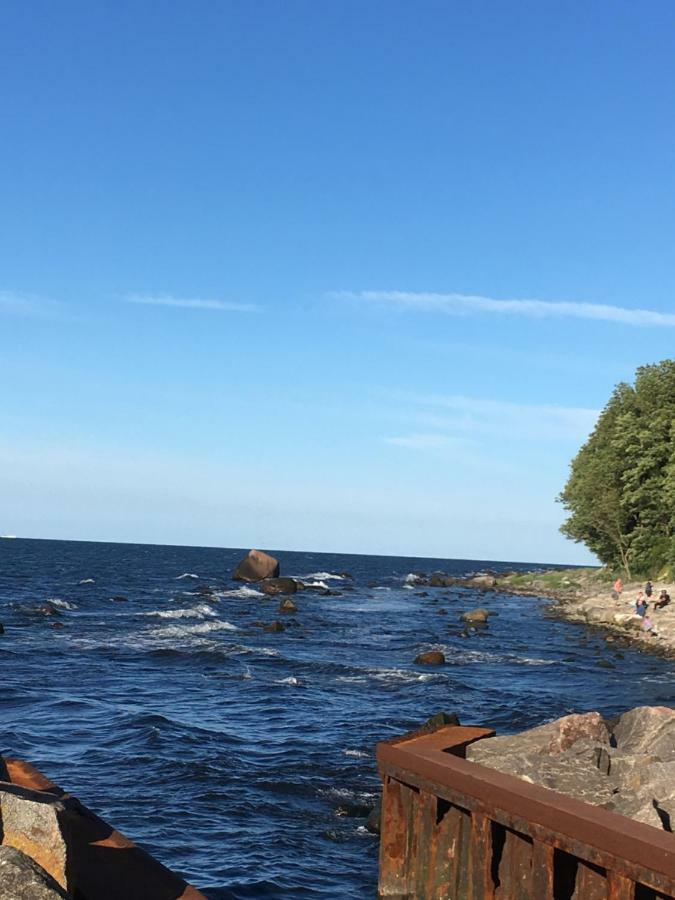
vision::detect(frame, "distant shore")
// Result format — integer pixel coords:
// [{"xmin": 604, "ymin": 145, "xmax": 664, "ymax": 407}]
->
[{"xmin": 492, "ymin": 568, "xmax": 675, "ymax": 655}]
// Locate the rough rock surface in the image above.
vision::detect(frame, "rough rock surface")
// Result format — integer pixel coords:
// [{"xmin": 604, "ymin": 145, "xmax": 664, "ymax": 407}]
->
[
  {"xmin": 279, "ymin": 598, "xmax": 298, "ymax": 613},
  {"xmin": 0, "ymin": 785, "xmax": 67, "ymax": 888},
  {"xmin": 460, "ymin": 608, "xmax": 492, "ymax": 624},
  {"xmin": 467, "ymin": 707, "xmax": 675, "ymax": 832},
  {"xmin": 0, "ymin": 846, "xmax": 66, "ymax": 899},
  {"xmin": 261, "ymin": 577, "xmax": 299, "ymax": 595},
  {"xmin": 414, "ymin": 650, "xmax": 446, "ymax": 665},
  {"xmin": 233, "ymin": 549, "xmax": 280, "ymax": 582}
]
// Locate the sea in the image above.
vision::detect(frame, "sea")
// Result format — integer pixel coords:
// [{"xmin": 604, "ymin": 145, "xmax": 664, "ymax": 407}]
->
[{"xmin": 1, "ymin": 538, "xmax": 674, "ymax": 898}]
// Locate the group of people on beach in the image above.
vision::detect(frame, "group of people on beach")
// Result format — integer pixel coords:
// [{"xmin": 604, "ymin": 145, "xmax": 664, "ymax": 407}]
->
[{"xmin": 612, "ymin": 578, "xmax": 671, "ymax": 635}]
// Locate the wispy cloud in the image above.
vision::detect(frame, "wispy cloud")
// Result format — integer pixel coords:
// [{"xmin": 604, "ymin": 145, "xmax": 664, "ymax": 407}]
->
[
  {"xmin": 384, "ymin": 433, "xmax": 470, "ymax": 450},
  {"xmin": 386, "ymin": 392, "xmax": 599, "ymax": 447},
  {"xmin": 0, "ymin": 290, "xmax": 61, "ymax": 317},
  {"xmin": 332, "ymin": 290, "xmax": 675, "ymax": 327},
  {"xmin": 127, "ymin": 293, "xmax": 260, "ymax": 312}
]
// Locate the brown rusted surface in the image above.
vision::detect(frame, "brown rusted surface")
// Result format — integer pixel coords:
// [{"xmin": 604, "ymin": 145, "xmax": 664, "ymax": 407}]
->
[
  {"xmin": 0, "ymin": 757, "xmax": 206, "ymax": 899},
  {"xmin": 377, "ymin": 725, "xmax": 675, "ymax": 899},
  {"xmin": 5, "ymin": 758, "xmax": 65, "ymax": 796}
]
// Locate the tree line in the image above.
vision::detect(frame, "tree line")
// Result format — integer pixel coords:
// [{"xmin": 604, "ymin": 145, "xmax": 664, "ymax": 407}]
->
[{"xmin": 559, "ymin": 359, "xmax": 675, "ymax": 577}]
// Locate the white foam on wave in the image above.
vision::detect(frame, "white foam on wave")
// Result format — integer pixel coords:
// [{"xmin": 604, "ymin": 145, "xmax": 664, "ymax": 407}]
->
[
  {"xmin": 418, "ymin": 646, "xmax": 556, "ymax": 667},
  {"xmin": 228, "ymin": 644, "xmax": 280, "ymax": 657},
  {"xmin": 300, "ymin": 571, "xmax": 346, "ymax": 581},
  {"xmin": 148, "ymin": 620, "xmax": 238, "ymax": 639},
  {"xmin": 215, "ymin": 587, "xmax": 265, "ymax": 600},
  {"xmin": 320, "ymin": 787, "xmax": 379, "ymax": 803},
  {"xmin": 175, "ymin": 573, "xmax": 199, "ymax": 580},
  {"xmin": 275, "ymin": 676, "xmax": 301, "ymax": 686},
  {"xmin": 336, "ymin": 667, "xmax": 445, "ymax": 685},
  {"xmin": 141, "ymin": 604, "xmax": 217, "ymax": 620},
  {"xmin": 343, "ymin": 749, "xmax": 369, "ymax": 758},
  {"xmin": 46, "ymin": 598, "xmax": 78, "ymax": 610},
  {"xmin": 303, "ymin": 581, "xmax": 330, "ymax": 590},
  {"xmin": 78, "ymin": 578, "xmax": 95, "ymax": 585}
]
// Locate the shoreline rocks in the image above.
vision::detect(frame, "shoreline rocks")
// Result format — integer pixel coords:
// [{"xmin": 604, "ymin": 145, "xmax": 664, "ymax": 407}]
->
[{"xmin": 467, "ymin": 707, "xmax": 675, "ymax": 831}]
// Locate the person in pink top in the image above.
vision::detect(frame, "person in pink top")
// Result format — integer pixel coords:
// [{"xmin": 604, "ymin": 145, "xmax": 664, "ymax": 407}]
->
[{"xmin": 612, "ymin": 577, "xmax": 623, "ymax": 600}]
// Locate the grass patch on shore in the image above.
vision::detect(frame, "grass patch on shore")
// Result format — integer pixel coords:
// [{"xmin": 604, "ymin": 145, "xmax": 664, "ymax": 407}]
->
[{"xmin": 499, "ymin": 567, "xmax": 605, "ymax": 592}]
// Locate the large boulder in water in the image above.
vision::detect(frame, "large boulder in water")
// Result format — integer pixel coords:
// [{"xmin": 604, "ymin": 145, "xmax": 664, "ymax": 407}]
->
[
  {"xmin": 0, "ymin": 847, "xmax": 66, "ymax": 899},
  {"xmin": 415, "ymin": 650, "xmax": 446, "ymax": 665},
  {"xmin": 233, "ymin": 549, "xmax": 280, "ymax": 582},
  {"xmin": 261, "ymin": 577, "xmax": 298, "ymax": 595},
  {"xmin": 460, "ymin": 608, "xmax": 491, "ymax": 624}
]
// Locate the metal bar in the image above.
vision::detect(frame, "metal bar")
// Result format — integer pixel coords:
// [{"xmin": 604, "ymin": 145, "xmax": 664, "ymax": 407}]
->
[
  {"xmin": 530, "ymin": 841, "xmax": 554, "ymax": 899},
  {"xmin": 469, "ymin": 811, "xmax": 494, "ymax": 899},
  {"xmin": 608, "ymin": 871, "xmax": 635, "ymax": 900}
]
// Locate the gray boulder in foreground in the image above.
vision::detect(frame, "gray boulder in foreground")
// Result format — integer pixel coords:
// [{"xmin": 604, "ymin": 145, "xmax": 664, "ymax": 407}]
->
[
  {"xmin": 467, "ymin": 707, "xmax": 675, "ymax": 831},
  {"xmin": 0, "ymin": 846, "xmax": 66, "ymax": 899}
]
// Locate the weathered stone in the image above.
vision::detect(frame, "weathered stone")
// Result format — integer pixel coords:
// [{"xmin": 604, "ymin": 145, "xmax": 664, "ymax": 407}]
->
[
  {"xmin": 613, "ymin": 706, "xmax": 675, "ymax": 759},
  {"xmin": 414, "ymin": 650, "xmax": 446, "ymax": 665},
  {"xmin": 0, "ymin": 846, "xmax": 66, "ymax": 899},
  {"xmin": 468, "ymin": 712, "xmax": 609, "ymax": 764},
  {"xmin": 233, "ymin": 549, "xmax": 280, "ymax": 582},
  {"xmin": 468, "ymin": 575, "xmax": 497, "ymax": 590},
  {"xmin": 279, "ymin": 598, "xmax": 298, "ymax": 613},
  {"xmin": 0, "ymin": 784, "xmax": 68, "ymax": 889},
  {"xmin": 607, "ymin": 789, "xmax": 665, "ymax": 829},
  {"xmin": 261, "ymin": 577, "xmax": 298, "ymax": 595},
  {"xmin": 460, "ymin": 608, "xmax": 491, "ymax": 624}
]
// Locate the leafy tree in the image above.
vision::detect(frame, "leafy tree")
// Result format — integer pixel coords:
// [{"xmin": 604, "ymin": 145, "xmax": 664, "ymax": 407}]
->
[{"xmin": 559, "ymin": 360, "xmax": 675, "ymax": 576}]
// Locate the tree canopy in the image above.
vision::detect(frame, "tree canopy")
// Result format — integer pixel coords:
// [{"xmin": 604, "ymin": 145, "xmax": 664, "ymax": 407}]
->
[{"xmin": 559, "ymin": 359, "xmax": 675, "ymax": 577}]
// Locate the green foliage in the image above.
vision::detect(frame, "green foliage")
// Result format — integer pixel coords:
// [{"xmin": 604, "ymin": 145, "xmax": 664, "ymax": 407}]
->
[{"xmin": 559, "ymin": 360, "xmax": 675, "ymax": 577}]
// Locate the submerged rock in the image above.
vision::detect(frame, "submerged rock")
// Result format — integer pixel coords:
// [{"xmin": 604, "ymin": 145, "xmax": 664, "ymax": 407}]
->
[
  {"xmin": 262, "ymin": 577, "xmax": 299, "ymax": 595},
  {"xmin": 0, "ymin": 846, "xmax": 66, "ymax": 899},
  {"xmin": 414, "ymin": 650, "xmax": 446, "ymax": 665},
  {"xmin": 279, "ymin": 598, "xmax": 298, "ymax": 613},
  {"xmin": 264, "ymin": 620, "xmax": 286, "ymax": 633},
  {"xmin": 233, "ymin": 549, "xmax": 280, "ymax": 582},
  {"xmin": 460, "ymin": 608, "xmax": 492, "ymax": 624}
]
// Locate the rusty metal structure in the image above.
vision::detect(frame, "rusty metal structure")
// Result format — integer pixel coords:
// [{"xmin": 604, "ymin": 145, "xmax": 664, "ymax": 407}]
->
[
  {"xmin": 0, "ymin": 756, "xmax": 204, "ymax": 899},
  {"xmin": 377, "ymin": 724, "xmax": 675, "ymax": 899}
]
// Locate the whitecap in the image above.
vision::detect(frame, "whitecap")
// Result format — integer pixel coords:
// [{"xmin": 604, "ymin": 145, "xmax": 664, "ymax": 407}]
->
[
  {"xmin": 45, "ymin": 598, "xmax": 78, "ymax": 610},
  {"xmin": 275, "ymin": 676, "xmax": 301, "ymax": 686},
  {"xmin": 140, "ymin": 605, "xmax": 217, "ymax": 620},
  {"xmin": 148, "ymin": 620, "xmax": 238, "ymax": 639},
  {"xmin": 299, "ymin": 571, "xmax": 346, "ymax": 581},
  {"xmin": 343, "ymin": 749, "xmax": 369, "ymax": 758},
  {"xmin": 78, "ymin": 578, "xmax": 95, "ymax": 585},
  {"xmin": 303, "ymin": 581, "xmax": 330, "ymax": 590},
  {"xmin": 214, "ymin": 587, "xmax": 265, "ymax": 600},
  {"xmin": 175, "ymin": 573, "xmax": 199, "ymax": 580}
]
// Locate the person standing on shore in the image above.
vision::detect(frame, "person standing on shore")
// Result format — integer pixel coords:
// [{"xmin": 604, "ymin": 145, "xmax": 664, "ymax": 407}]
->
[
  {"xmin": 645, "ymin": 580, "xmax": 654, "ymax": 599},
  {"xmin": 612, "ymin": 577, "xmax": 623, "ymax": 600}
]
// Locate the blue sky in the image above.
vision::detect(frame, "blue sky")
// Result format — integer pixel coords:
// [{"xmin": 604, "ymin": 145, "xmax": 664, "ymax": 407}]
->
[{"xmin": 2, "ymin": 2, "xmax": 675, "ymax": 563}]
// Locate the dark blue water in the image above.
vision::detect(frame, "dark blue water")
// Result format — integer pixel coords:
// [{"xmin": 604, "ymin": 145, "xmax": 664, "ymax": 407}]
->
[{"xmin": 1, "ymin": 539, "xmax": 674, "ymax": 897}]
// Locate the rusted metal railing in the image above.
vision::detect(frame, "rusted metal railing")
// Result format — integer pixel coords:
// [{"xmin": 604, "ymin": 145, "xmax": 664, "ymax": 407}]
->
[{"xmin": 377, "ymin": 724, "xmax": 675, "ymax": 899}]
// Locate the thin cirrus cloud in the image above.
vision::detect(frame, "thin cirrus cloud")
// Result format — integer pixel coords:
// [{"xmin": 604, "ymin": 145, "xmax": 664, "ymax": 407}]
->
[
  {"xmin": 126, "ymin": 293, "xmax": 260, "ymax": 312},
  {"xmin": 332, "ymin": 290, "xmax": 675, "ymax": 327},
  {"xmin": 0, "ymin": 290, "xmax": 61, "ymax": 316},
  {"xmin": 385, "ymin": 393, "xmax": 599, "ymax": 449}
]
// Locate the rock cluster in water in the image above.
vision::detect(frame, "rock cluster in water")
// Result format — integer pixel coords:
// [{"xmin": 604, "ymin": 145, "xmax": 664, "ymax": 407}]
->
[{"xmin": 467, "ymin": 706, "xmax": 675, "ymax": 830}]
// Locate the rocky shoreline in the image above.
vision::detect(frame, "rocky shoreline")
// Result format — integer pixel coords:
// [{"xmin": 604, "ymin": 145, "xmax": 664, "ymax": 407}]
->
[{"xmin": 408, "ymin": 566, "xmax": 675, "ymax": 657}]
